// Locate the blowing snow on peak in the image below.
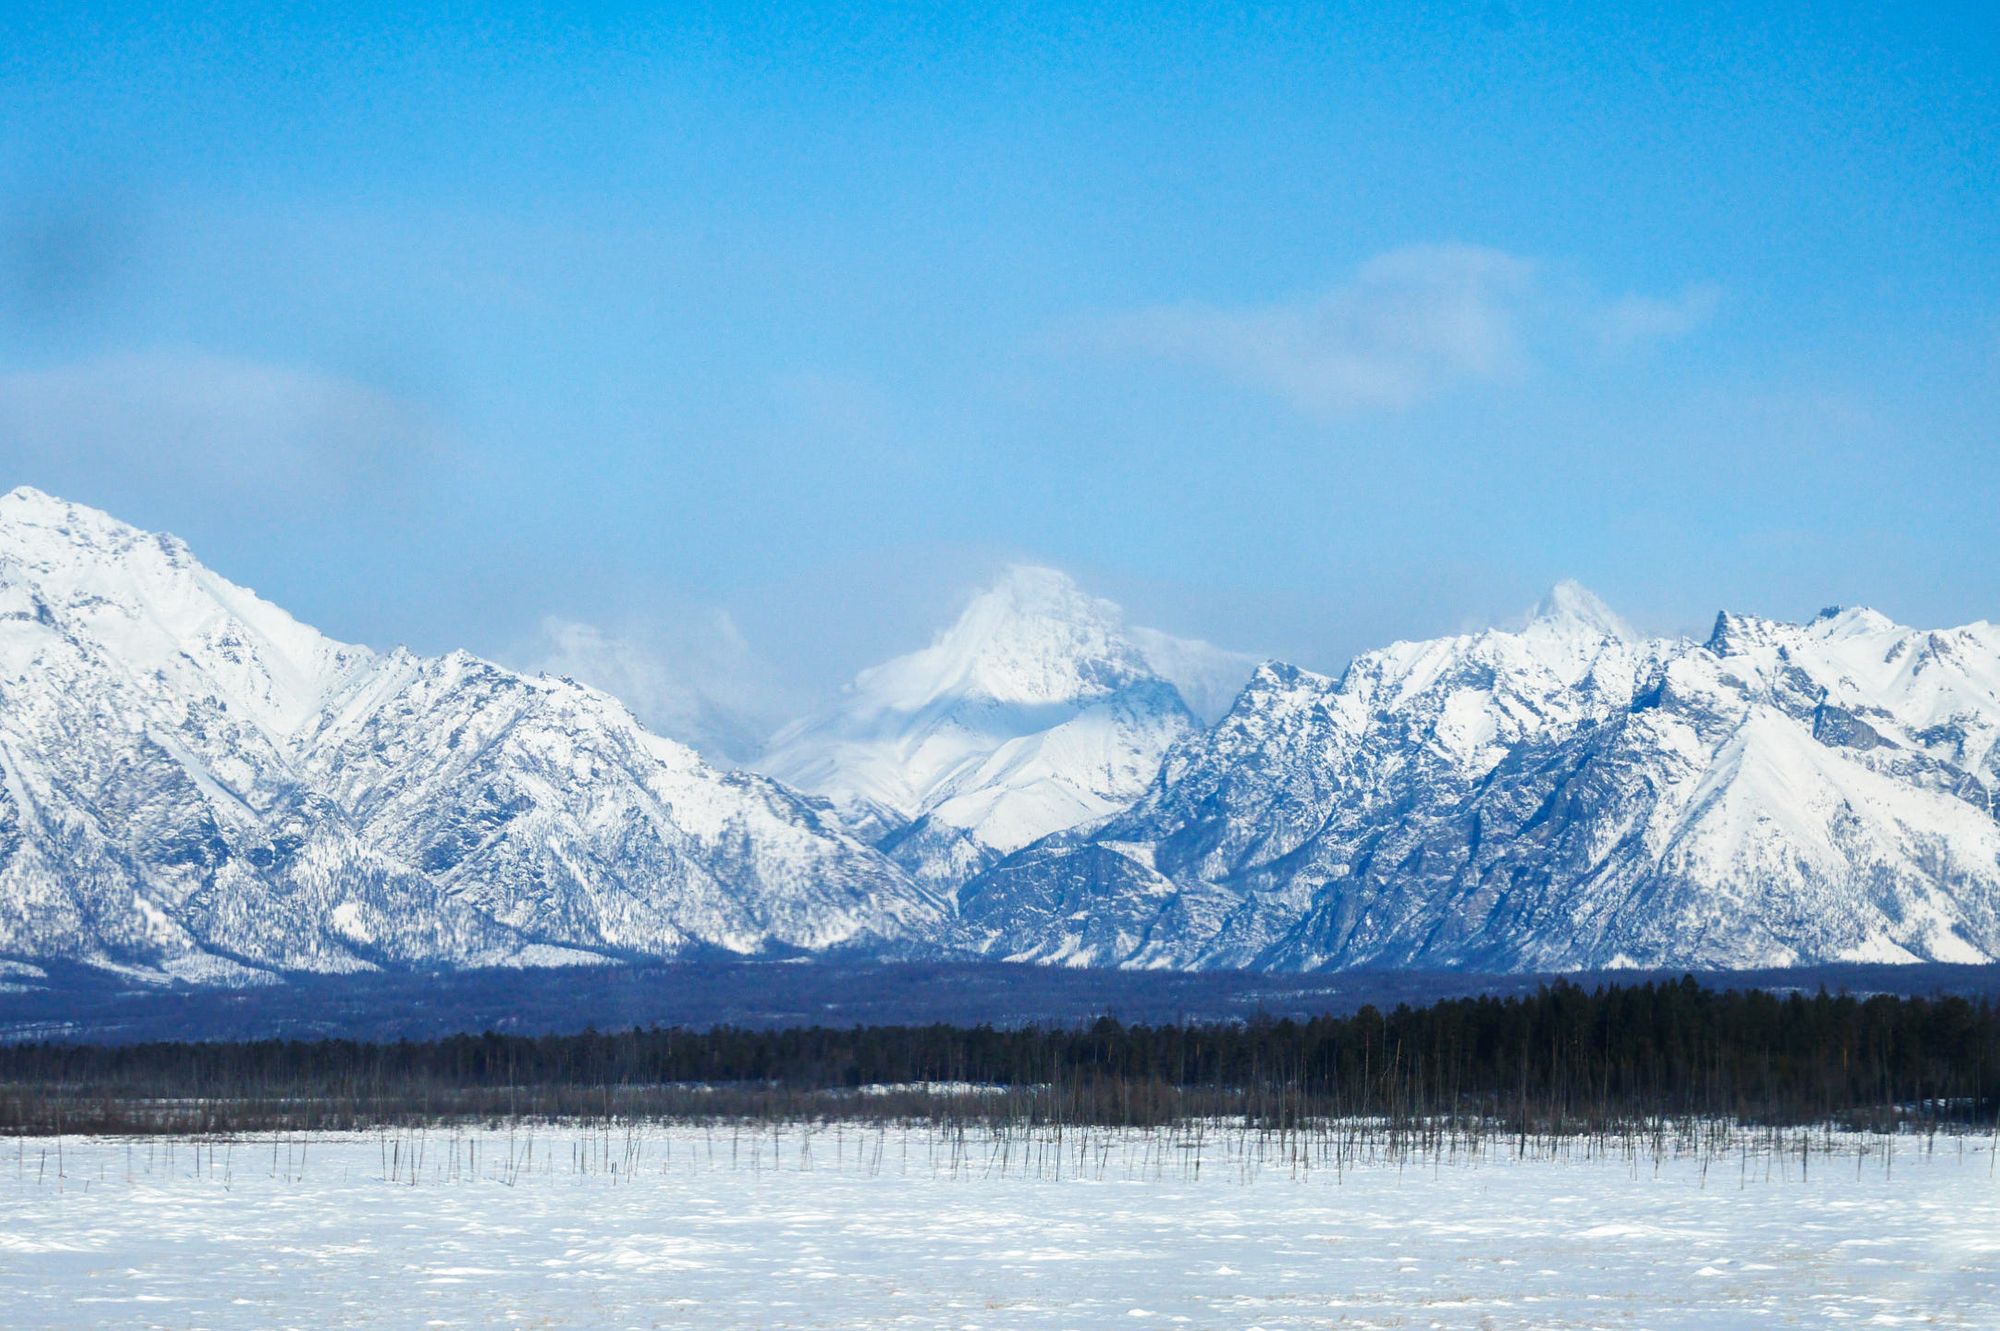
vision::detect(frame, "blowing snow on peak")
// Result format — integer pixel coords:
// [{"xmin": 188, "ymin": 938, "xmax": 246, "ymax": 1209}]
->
[
  {"xmin": 1527, "ymin": 579, "xmax": 1637, "ymax": 643},
  {"xmin": 759, "ymin": 565, "xmax": 1255, "ymax": 886}
]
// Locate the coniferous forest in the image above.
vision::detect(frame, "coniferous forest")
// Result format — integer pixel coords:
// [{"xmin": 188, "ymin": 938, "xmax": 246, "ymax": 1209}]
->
[{"xmin": 3, "ymin": 979, "xmax": 1996, "ymax": 1136}]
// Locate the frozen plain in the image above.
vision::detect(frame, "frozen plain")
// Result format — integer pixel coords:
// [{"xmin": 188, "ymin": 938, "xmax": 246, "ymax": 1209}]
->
[{"xmin": 4, "ymin": 1124, "xmax": 1998, "ymax": 1329}]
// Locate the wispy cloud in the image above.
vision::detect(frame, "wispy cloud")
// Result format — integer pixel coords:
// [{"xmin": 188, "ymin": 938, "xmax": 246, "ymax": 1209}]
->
[
  {"xmin": 1071, "ymin": 245, "xmax": 1720, "ymax": 416},
  {"xmin": 1080, "ymin": 244, "xmax": 1536, "ymax": 414},
  {"xmin": 1594, "ymin": 281, "xmax": 1724, "ymax": 349},
  {"xmin": 0, "ymin": 349, "xmax": 443, "ymax": 499},
  {"xmin": 517, "ymin": 609, "xmax": 797, "ymax": 765}
]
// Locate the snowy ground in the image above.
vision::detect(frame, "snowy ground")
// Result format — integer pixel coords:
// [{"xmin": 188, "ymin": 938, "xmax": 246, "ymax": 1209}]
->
[{"xmin": 4, "ymin": 1124, "xmax": 1998, "ymax": 1328}]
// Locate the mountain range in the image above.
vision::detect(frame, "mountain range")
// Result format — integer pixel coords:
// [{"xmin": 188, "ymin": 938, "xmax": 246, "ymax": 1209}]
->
[
  {"xmin": 1, "ymin": 487, "xmax": 1996, "ymax": 986},
  {"xmin": 0, "ymin": 488, "xmax": 941, "ymax": 984}
]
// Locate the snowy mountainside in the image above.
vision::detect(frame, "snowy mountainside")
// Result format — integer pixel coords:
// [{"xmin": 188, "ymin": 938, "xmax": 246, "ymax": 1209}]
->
[
  {"xmin": 759, "ymin": 565, "xmax": 1255, "ymax": 890},
  {"xmin": 961, "ymin": 586, "xmax": 2000, "ymax": 971},
  {"xmin": 299, "ymin": 649, "xmax": 941, "ymax": 957},
  {"xmin": 0, "ymin": 488, "xmax": 941, "ymax": 981},
  {"xmin": 3, "ymin": 486, "xmax": 1998, "ymax": 987}
]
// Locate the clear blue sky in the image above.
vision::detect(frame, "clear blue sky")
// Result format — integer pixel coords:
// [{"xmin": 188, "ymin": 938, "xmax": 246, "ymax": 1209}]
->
[{"xmin": 1, "ymin": 2, "xmax": 1995, "ymax": 698}]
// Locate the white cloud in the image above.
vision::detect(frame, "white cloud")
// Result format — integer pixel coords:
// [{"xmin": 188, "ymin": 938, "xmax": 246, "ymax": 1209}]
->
[
  {"xmin": 1079, "ymin": 244, "xmax": 1538, "ymax": 414},
  {"xmin": 0, "ymin": 349, "xmax": 441, "ymax": 499},
  {"xmin": 1074, "ymin": 245, "xmax": 1720, "ymax": 416},
  {"xmin": 1595, "ymin": 281, "xmax": 1724, "ymax": 349}
]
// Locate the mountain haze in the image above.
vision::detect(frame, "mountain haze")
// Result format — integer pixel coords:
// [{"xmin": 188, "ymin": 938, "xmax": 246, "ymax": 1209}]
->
[{"xmin": 759, "ymin": 565, "xmax": 1254, "ymax": 890}]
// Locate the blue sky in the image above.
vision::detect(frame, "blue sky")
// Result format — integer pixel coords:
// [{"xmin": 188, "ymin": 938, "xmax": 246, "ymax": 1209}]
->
[{"xmin": 1, "ymin": 2, "xmax": 1995, "ymax": 705}]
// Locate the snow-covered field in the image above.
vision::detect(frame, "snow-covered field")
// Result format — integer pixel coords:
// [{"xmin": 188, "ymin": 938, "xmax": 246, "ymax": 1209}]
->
[{"xmin": 4, "ymin": 1125, "xmax": 1998, "ymax": 1328}]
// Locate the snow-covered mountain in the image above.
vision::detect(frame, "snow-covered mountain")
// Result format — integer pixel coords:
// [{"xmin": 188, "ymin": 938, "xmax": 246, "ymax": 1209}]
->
[
  {"xmin": 0, "ymin": 488, "xmax": 943, "ymax": 982},
  {"xmin": 3, "ymin": 487, "xmax": 1996, "ymax": 987},
  {"xmin": 758, "ymin": 566, "xmax": 1255, "ymax": 890},
  {"xmin": 960, "ymin": 585, "xmax": 2000, "ymax": 971}
]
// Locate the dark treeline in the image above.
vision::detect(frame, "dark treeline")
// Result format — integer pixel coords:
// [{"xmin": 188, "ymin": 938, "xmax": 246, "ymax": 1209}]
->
[{"xmin": 3, "ymin": 978, "xmax": 1996, "ymax": 1135}]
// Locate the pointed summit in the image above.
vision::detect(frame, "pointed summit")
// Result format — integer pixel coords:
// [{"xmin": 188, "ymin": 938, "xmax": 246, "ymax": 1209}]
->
[
  {"xmin": 0, "ymin": 485, "xmax": 129, "ymax": 528},
  {"xmin": 760, "ymin": 564, "xmax": 1253, "ymax": 875},
  {"xmin": 1526, "ymin": 580, "xmax": 1634, "ymax": 642},
  {"xmin": 902, "ymin": 564, "xmax": 1253, "ymax": 715},
  {"xmin": 865, "ymin": 564, "xmax": 1132, "ymax": 710}
]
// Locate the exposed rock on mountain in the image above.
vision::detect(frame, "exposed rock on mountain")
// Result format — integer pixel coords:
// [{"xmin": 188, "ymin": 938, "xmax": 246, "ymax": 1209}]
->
[
  {"xmin": 0, "ymin": 488, "xmax": 942, "ymax": 982},
  {"xmin": 4, "ymin": 488, "xmax": 1996, "ymax": 986},
  {"xmin": 961, "ymin": 586, "xmax": 2000, "ymax": 971}
]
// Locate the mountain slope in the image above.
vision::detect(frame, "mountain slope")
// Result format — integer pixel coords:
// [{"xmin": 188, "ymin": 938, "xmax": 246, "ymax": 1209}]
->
[
  {"xmin": 0, "ymin": 488, "xmax": 940, "ymax": 980},
  {"xmin": 0, "ymin": 488, "xmax": 521, "ymax": 980},
  {"xmin": 5, "ymin": 489, "xmax": 1997, "ymax": 986},
  {"xmin": 301, "ymin": 650, "xmax": 942, "ymax": 957},
  {"xmin": 759, "ymin": 566, "xmax": 1255, "ymax": 890},
  {"xmin": 961, "ymin": 587, "xmax": 2000, "ymax": 971}
]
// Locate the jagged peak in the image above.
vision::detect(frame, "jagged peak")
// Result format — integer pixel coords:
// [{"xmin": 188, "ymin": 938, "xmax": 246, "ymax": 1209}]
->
[
  {"xmin": 1524, "ymin": 580, "xmax": 1634, "ymax": 642},
  {"xmin": 2, "ymin": 484, "xmax": 118, "ymax": 526},
  {"xmin": 1709, "ymin": 604, "xmax": 1910, "ymax": 656},
  {"xmin": 0, "ymin": 491, "xmax": 221, "ymax": 605},
  {"xmin": 1706, "ymin": 609, "xmax": 1766, "ymax": 654},
  {"xmin": 1245, "ymin": 658, "xmax": 1322, "ymax": 689},
  {"xmin": 1807, "ymin": 605, "xmax": 1902, "ymax": 639},
  {"xmin": 1705, "ymin": 607, "xmax": 1838, "ymax": 655},
  {"xmin": 0, "ymin": 490, "xmax": 262, "ymax": 605},
  {"xmin": 840, "ymin": 564, "xmax": 1140, "ymax": 709},
  {"xmin": 1246, "ymin": 658, "xmax": 1292, "ymax": 684},
  {"xmin": 0, "ymin": 487, "xmax": 363, "ymax": 734},
  {"xmin": 1220, "ymin": 658, "xmax": 1338, "ymax": 715}
]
